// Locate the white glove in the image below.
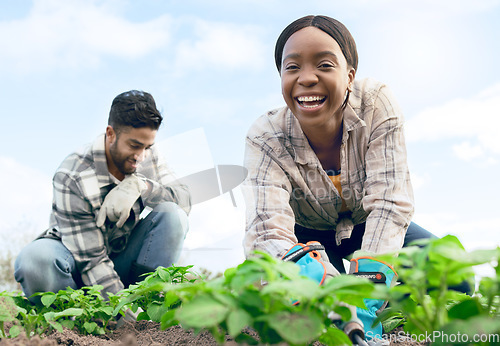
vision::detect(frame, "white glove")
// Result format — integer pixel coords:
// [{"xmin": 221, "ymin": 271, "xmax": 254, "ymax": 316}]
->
[
  {"xmin": 96, "ymin": 175, "xmax": 147, "ymax": 228},
  {"xmin": 116, "ymin": 308, "xmax": 141, "ymax": 328}
]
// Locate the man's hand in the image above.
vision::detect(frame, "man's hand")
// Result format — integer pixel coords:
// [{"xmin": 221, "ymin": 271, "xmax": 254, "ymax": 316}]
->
[
  {"xmin": 349, "ymin": 256, "xmax": 397, "ymax": 341},
  {"xmin": 282, "ymin": 241, "xmax": 340, "ymax": 284},
  {"xmin": 96, "ymin": 175, "xmax": 147, "ymax": 228}
]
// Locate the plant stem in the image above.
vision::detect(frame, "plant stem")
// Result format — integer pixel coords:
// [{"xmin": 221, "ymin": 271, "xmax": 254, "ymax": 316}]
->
[
  {"xmin": 434, "ymin": 272, "xmax": 448, "ymax": 329},
  {"xmin": 415, "ymin": 285, "xmax": 432, "ymax": 331}
]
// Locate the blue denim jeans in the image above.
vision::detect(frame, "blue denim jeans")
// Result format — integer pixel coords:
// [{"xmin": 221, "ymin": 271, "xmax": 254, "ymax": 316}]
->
[
  {"xmin": 294, "ymin": 221, "xmax": 436, "ymax": 274},
  {"xmin": 295, "ymin": 221, "xmax": 471, "ymax": 293},
  {"xmin": 14, "ymin": 202, "xmax": 188, "ymax": 302}
]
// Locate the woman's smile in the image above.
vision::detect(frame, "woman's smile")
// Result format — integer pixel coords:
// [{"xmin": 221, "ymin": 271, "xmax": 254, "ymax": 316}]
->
[{"xmin": 296, "ymin": 95, "xmax": 327, "ymax": 110}]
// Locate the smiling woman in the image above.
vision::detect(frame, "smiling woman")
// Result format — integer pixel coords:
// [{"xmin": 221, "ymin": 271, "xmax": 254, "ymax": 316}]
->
[{"xmin": 241, "ymin": 14, "xmax": 458, "ymax": 342}]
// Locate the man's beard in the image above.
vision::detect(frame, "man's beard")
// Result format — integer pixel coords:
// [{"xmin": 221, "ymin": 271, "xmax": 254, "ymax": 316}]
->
[{"xmin": 109, "ymin": 141, "xmax": 136, "ymax": 176}]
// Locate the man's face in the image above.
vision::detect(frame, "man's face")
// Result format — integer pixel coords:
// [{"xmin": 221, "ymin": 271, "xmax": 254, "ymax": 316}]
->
[{"xmin": 106, "ymin": 125, "xmax": 157, "ymax": 180}]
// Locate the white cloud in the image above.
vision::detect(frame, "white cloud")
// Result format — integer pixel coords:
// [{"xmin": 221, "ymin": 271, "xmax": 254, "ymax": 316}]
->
[
  {"xmin": 0, "ymin": 0, "xmax": 171, "ymax": 73},
  {"xmin": 173, "ymin": 19, "xmax": 267, "ymax": 73},
  {"xmin": 452, "ymin": 141, "xmax": 484, "ymax": 161},
  {"xmin": 346, "ymin": 0, "xmax": 499, "ymax": 13},
  {"xmin": 409, "ymin": 171, "xmax": 430, "ymax": 191},
  {"xmin": 178, "ymin": 189, "xmax": 246, "ymax": 274},
  {"xmin": 412, "ymin": 212, "xmax": 500, "ymax": 250},
  {"xmin": 0, "ymin": 156, "xmax": 52, "ymax": 254},
  {"xmin": 155, "ymin": 129, "xmax": 247, "ymax": 273},
  {"xmin": 406, "ymin": 83, "xmax": 500, "ymax": 159},
  {"xmin": 412, "ymin": 212, "xmax": 500, "ymax": 278},
  {"xmin": 156, "ymin": 128, "xmax": 215, "ymax": 177}
]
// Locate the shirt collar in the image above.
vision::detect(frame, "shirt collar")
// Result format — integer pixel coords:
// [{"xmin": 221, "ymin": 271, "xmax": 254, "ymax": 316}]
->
[
  {"xmin": 91, "ymin": 134, "xmax": 116, "ymax": 188},
  {"xmin": 343, "ymin": 103, "xmax": 366, "ymax": 133},
  {"xmin": 286, "ymin": 104, "xmax": 366, "ymax": 166}
]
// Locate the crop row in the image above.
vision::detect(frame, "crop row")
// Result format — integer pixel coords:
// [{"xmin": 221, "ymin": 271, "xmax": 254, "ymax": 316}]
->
[{"xmin": 1, "ymin": 235, "xmax": 499, "ymax": 345}]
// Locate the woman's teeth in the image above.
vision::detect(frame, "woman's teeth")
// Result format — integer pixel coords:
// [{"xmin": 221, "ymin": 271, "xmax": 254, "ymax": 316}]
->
[
  {"xmin": 297, "ymin": 96, "xmax": 326, "ymax": 108},
  {"xmin": 297, "ymin": 96, "xmax": 324, "ymax": 102}
]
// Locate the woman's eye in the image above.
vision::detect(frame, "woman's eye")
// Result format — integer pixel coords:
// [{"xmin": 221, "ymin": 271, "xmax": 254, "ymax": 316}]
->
[
  {"xmin": 319, "ymin": 63, "xmax": 334, "ymax": 69},
  {"xmin": 285, "ymin": 64, "xmax": 299, "ymax": 71}
]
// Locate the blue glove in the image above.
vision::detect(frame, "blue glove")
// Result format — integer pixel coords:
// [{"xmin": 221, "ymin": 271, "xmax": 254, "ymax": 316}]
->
[
  {"xmin": 349, "ymin": 256, "xmax": 397, "ymax": 340},
  {"xmin": 282, "ymin": 241, "xmax": 340, "ymax": 285}
]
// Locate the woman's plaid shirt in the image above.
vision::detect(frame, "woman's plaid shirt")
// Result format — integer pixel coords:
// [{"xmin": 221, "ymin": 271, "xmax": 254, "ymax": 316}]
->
[{"xmin": 243, "ymin": 78, "xmax": 414, "ymax": 258}]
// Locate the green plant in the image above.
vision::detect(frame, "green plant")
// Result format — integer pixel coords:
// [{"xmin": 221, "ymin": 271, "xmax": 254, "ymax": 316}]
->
[
  {"xmin": 35, "ymin": 285, "xmax": 119, "ymax": 335},
  {"xmin": 376, "ymin": 235, "xmax": 500, "ymax": 343},
  {"xmin": 148, "ymin": 251, "xmax": 377, "ymax": 345},
  {"xmin": 0, "ymin": 291, "xmax": 25, "ymax": 338},
  {"xmin": 113, "ymin": 265, "xmax": 200, "ymax": 322},
  {"xmin": 3, "ymin": 238, "xmax": 500, "ymax": 345},
  {"xmin": 0, "ymin": 291, "xmax": 49, "ymax": 338}
]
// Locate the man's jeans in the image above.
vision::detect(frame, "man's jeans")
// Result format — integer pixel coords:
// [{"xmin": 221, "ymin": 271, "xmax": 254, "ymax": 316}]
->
[{"xmin": 14, "ymin": 202, "xmax": 188, "ymax": 302}]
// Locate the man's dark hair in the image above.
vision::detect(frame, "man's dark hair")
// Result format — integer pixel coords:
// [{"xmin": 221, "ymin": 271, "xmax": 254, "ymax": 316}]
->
[
  {"xmin": 274, "ymin": 15, "xmax": 358, "ymax": 73},
  {"xmin": 108, "ymin": 90, "xmax": 163, "ymax": 133}
]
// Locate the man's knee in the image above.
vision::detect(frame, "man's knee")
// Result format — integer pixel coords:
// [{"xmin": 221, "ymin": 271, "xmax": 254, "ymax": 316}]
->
[
  {"xmin": 15, "ymin": 243, "xmax": 51, "ymax": 284},
  {"xmin": 15, "ymin": 240, "xmax": 77, "ymax": 297},
  {"xmin": 152, "ymin": 202, "xmax": 189, "ymax": 235}
]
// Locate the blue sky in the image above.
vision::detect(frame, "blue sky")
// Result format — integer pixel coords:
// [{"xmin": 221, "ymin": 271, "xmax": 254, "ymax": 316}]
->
[{"xmin": 1, "ymin": 0, "xmax": 500, "ymax": 274}]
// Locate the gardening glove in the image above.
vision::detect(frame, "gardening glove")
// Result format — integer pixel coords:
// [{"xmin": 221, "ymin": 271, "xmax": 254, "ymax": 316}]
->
[
  {"xmin": 96, "ymin": 175, "xmax": 148, "ymax": 229},
  {"xmin": 349, "ymin": 255, "xmax": 397, "ymax": 341},
  {"xmin": 283, "ymin": 242, "xmax": 366, "ymax": 343},
  {"xmin": 116, "ymin": 308, "xmax": 140, "ymax": 329},
  {"xmin": 282, "ymin": 241, "xmax": 340, "ymax": 285}
]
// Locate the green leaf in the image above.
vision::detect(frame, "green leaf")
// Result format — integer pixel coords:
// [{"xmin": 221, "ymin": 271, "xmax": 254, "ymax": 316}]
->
[
  {"xmin": 238, "ymin": 290, "xmax": 262, "ymax": 309},
  {"xmin": 60, "ymin": 319, "xmax": 75, "ymax": 330},
  {"xmin": 436, "ymin": 315, "xmax": 500, "ymax": 345},
  {"xmin": 318, "ymin": 326, "xmax": 352, "ymax": 346},
  {"xmin": 379, "ymin": 308, "xmax": 405, "ymax": 333},
  {"xmin": 227, "ymin": 309, "xmax": 252, "ymax": 337},
  {"xmin": 265, "ymin": 311, "xmax": 324, "ymax": 344},
  {"xmin": 84, "ymin": 321, "xmax": 97, "ymax": 334},
  {"xmin": 212, "ymin": 291, "xmax": 237, "ymax": 308},
  {"xmin": 160, "ymin": 309, "xmax": 178, "ymax": 329},
  {"xmin": 176, "ymin": 295, "xmax": 229, "ymax": 329},
  {"xmin": 0, "ymin": 297, "xmax": 18, "ymax": 322},
  {"xmin": 53, "ymin": 308, "xmax": 84, "ymax": 319},
  {"xmin": 234, "ymin": 332, "xmax": 259, "ymax": 345},
  {"xmin": 332, "ymin": 305, "xmax": 352, "ymax": 322},
  {"xmin": 447, "ymin": 297, "xmax": 483, "ymax": 320},
  {"xmin": 9, "ymin": 325, "xmax": 22, "ymax": 338},
  {"xmin": 158, "ymin": 267, "xmax": 172, "ymax": 282},
  {"xmin": 40, "ymin": 293, "xmax": 57, "ymax": 307},
  {"xmin": 261, "ymin": 278, "xmax": 319, "ymax": 302},
  {"xmin": 48, "ymin": 320, "xmax": 63, "ymax": 333},
  {"xmin": 146, "ymin": 302, "xmax": 165, "ymax": 322},
  {"xmin": 137, "ymin": 311, "xmax": 150, "ymax": 321},
  {"xmin": 230, "ymin": 271, "xmax": 263, "ymax": 292},
  {"xmin": 96, "ymin": 306, "xmax": 113, "ymax": 315}
]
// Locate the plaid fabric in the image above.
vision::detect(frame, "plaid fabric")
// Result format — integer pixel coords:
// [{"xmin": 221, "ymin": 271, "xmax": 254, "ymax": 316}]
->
[
  {"xmin": 243, "ymin": 78, "xmax": 414, "ymax": 258},
  {"xmin": 39, "ymin": 134, "xmax": 191, "ymax": 295}
]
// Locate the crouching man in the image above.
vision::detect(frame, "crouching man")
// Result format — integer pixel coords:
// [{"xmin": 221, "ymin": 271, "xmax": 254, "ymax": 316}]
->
[{"xmin": 15, "ymin": 90, "xmax": 191, "ymax": 303}]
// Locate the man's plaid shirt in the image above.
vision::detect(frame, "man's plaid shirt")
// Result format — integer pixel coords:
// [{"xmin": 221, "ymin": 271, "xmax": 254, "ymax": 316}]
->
[
  {"xmin": 40, "ymin": 134, "xmax": 191, "ymax": 295},
  {"xmin": 243, "ymin": 78, "xmax": 414, "ymax": 258}
]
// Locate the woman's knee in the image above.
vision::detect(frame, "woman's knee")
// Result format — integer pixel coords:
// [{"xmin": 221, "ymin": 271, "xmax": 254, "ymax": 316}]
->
[{"xmin": 403, "ymin": 222, "xmax": 437, "ymax": 247}]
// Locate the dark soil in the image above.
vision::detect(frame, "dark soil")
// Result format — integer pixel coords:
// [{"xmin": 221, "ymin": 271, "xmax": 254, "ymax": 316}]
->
[{"xmin": 0, "ymin": 321, "xmax": 423, "ymax": 346}]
